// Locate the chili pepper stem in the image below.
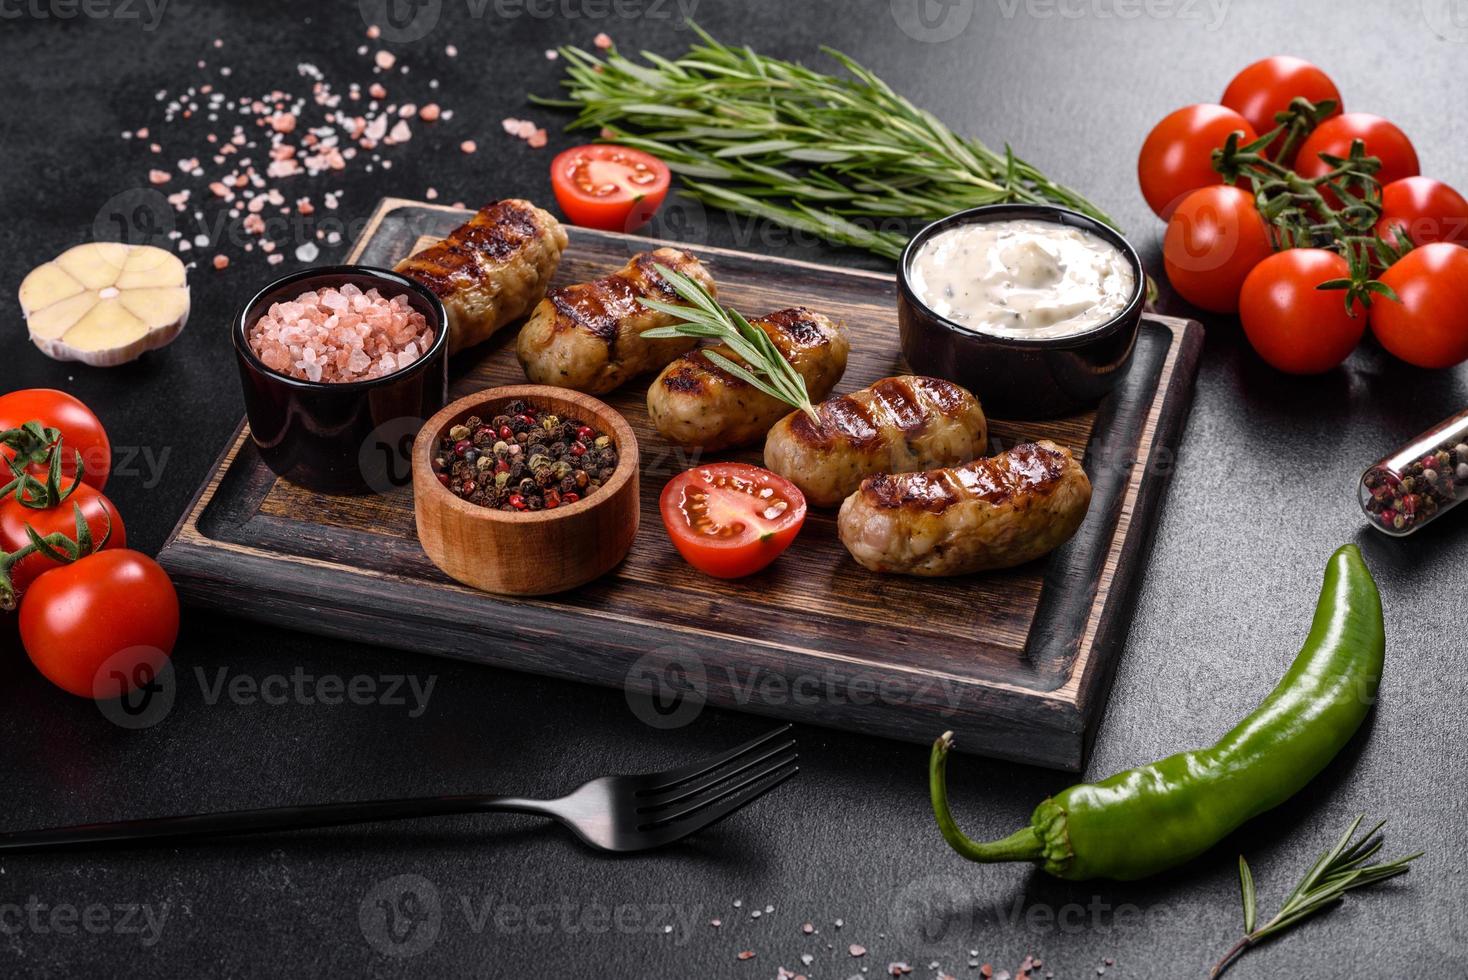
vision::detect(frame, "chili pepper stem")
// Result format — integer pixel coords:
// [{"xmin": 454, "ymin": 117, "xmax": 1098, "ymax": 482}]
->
[{"xmin": 929, "ymin": 731, "xmax": 1045, "ymax": 863}]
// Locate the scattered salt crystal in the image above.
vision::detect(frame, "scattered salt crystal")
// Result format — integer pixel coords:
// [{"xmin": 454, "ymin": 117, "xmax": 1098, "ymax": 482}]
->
[
  {"xmin": 736, "ymin": 951, "xmax": 755, "ymax": 961},
  {"xmin": 545, "ymin": 49, "xmax": 558, "ymax": 60},
  {"xmin": 369, "ymin": 82, "xmax": 387, "ymax": 99},
  {"xmin": 388, "ymin": 120, "xmax": 411, "ymax": 143},
  {"xmin": 850, "ymin": 944, "xmax": 867, "ymax": 958},
  {"xmin": 460, "ymin": 140, "xmax": 476, "ymax": 154},
  {"xmin": 194, "ymin": 234, "xmax": 210, "ymax": 247},
  {"xmin": 419, "ymin": 103, "xmax": 440, "ymax": 122},
  {"xmin": 594, "ymin": 32, "xmax": 612, "ymax": 49},
  {"xmin": 374, "ymin": 50, "xmax": 396, "ymax": 70},
  {"xmin": 801, "ymin": 954, "xmax": 814, "ymax": 966},
  {"xmin": 732, "ymin": 900, "xmax": 742, "ymax": 908},
  {"xmin": 425, "ymin": 188, "xmax": 438, "ymax": 200},
  {"xmin": 709, "ymin": 919, "xmax": 721, "ymax": 928},
  {"xmin": 445, "ymin": 44, "xmax": 457, "ymax": 57},
  {"xmin": 148, "ymin": 169, "xmax": 171, "ymax": 185},
  {"xmin": 296, "ymin": 242, "xmax": 320, "ymax": 263},
  {"xmin": 366, "ymin": 24, "xmax": 380, "ymax": 39},
  {"xmin": 212, "ymin": 255, "xmax": 229, "ymax": 270}
]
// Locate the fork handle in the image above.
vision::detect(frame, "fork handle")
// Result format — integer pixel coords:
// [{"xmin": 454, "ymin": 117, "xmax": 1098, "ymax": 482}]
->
[{"xmin": 0, "ymin": 795, "xmax": 554, "ymax": 853}]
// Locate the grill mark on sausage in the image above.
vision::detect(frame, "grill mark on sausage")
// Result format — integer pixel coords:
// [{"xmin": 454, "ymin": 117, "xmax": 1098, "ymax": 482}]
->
[
  {"xmin": 910, "ymin": 376, "xmax": 972, "ymax": 417},
  {"xmin": 549, "ymin": 278, "xmax": 640, "ymax": 341},
  {"xmin": 657, "ymin": 308, "xmax": 833, "ymax": 394},
  {"xmin": 859, "ymin": 441, "xmax": 1070, "ymax": 513},
  {"xmin": 398, "ymin": 200, "xmax": 543, "ymax": 297}
]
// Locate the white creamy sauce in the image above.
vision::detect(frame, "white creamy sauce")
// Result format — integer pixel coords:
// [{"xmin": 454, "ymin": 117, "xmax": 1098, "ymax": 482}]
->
[{"xmin": 910, "ymin": 218, "xmax": 1135, "ymax": 339}]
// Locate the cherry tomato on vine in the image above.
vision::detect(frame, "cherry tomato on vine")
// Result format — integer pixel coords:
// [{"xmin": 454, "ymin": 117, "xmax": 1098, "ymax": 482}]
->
[
  {"xmin": 660, "ymin": 463, "xmax": 806, "ymax": 579},
  {"xmin": 0, "ymin": 487, "xmax": 127, "ymax": 597},
  {"xmin": 18, "ymin": 549, "xmax": 177, "ymax": 699},
  {"xmin": 0, "ymin": 389, "xmax": 110, "ymax": 491},
  {"xmin": 550, "ymin": 144, "xmax": 672, "ymax": 232},
  {"xmin": 1238, "ymin": 249, "xmax": 1365, "ymax": 374},
  {"xmin": 1221, "ymin": 56, "xmax": 1342, "ymax": 157},
  {"xmin": 1294, "ymin": 113, "xmax": 1420, "ymax": 192},
  {"xmin": 1370, "ymin": 243, "xmax": 1468, "ymax": 369},
  {"xmin": 1138, "ymin": 104, "xmax": 1258, "ymax": 218},
  {"xmin": 1374, "ymin": 176, "xmax": 1468, "ymax": 249},
  {"xmin": 1162, "ymin": 185, "xmax": 1276, "ymax": 313}
]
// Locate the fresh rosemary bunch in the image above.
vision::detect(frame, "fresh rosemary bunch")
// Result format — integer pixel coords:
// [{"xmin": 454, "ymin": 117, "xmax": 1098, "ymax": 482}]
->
[
  {"xmin": 534, "ymin": 23, "xmax": 1117, "ymax": 260},
  {"xmin": 1210, "ymin": 815, "xmax": 1421, "ymax": 978},
  {"xmin": 639, "ymin": 263, "xmax": 819, "ymax": 424}
]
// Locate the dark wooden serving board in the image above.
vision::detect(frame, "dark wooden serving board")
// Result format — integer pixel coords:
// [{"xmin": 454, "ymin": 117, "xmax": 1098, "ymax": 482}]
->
[{"xmin": 159, "ymin": 197, "xmax": 1203, "ymax": 771}]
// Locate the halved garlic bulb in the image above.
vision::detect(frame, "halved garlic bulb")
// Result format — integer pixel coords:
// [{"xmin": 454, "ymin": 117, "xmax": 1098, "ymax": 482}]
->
[{"xmin": 19, "ymin": 243, "xmax": 190, "ymax": 367}]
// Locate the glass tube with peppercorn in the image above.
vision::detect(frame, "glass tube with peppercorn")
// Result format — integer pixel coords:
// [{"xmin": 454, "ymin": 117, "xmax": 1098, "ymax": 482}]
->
[{"xmin": 1360, "ymin": 408, "xmax": 1468, "ymax": 536}]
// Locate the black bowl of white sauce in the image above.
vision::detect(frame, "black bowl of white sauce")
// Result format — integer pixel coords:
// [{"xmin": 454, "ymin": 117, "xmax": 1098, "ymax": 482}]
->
[{"xmin": 897, "ymin": 204, "xmax": 1145, "ymax": 420}]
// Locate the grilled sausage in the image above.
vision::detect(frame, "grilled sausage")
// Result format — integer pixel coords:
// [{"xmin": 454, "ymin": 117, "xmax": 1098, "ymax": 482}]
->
[
  {"xmin": 647, "ymin": 308, "xmax": 849, "ymax": 452},
  {"xmin": 763, "ymin": 376, "xmax": 988, "ymax": 507},
  {"xmin": 837, "ymin": 440, "xmax": 1091, "ymax": 576},
  {"xmin": 515, "ymin": 248, "xmax": 715, "ymax": 394},
  {"xmin": 395, "ymin": 200, "xmax": 567, "ymax": 354}
]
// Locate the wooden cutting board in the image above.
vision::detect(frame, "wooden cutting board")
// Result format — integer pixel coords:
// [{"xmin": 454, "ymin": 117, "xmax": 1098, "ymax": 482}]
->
[{"xmin": 159, "ymin": 197, "xmax": 1203, "ymax": 771}]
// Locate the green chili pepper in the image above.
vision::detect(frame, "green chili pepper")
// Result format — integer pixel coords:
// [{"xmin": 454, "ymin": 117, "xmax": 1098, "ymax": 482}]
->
[{"xmin": 931, "ymin": 543, "xmax": 1384, "ymax": 881}]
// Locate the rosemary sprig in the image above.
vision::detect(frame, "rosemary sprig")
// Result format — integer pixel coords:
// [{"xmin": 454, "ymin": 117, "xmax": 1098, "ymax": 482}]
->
[
  {"xmin": 639, "ymin": 263, "xmax": 819, "ymax": 424},
  {"xmin": 1210, "ymin": 815, "xmax": 1421, "ymax": 978},
  {"xmin": 533, "ymin": 23, "xmax": 1118, "ymax": 260}
]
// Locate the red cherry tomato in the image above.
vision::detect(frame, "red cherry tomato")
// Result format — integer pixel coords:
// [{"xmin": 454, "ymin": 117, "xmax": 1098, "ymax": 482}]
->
[
  {"xmin": 660, "ymin": 463, "xmax": 806, "ymax": 579},
  {"xmin": 550, "ymin": 144, "xmax": 672, "ymax": 232},
  {"xmin": 1294, "ymin": 113, "xmax": 1420, "ymax": 196},
  {"xmin": 1138, "ymin": 104, "xmax": 1258, "ymax": 219},
  {"xmin": 1370, "ymin": 242, "xmax": 1468, "ymax": 368},
  {"xmin": 1374, "ymin": 176, "xmax": 1468, "ymax": 249},
  {"xmin": 1221, "ymin": 56, "xmax": 1342, "ymax": 158},
  {"xmin": 1162, "ymin": 185, "xmax": 1276, "ymax": 313},
  {"xmin": 1238, "ymin": 249, "xmax": 1365, "ymax": 374},
  {"xmin": 0, "ymin": 485, "xmax": 127, "ymax": 598},
  {"xmin": 0, "ymin": 389, "xmax": 111, "ymax": 490},
  {"xmin": 18, "ymin": 549, "xmax": 177, "ymax": 699}
]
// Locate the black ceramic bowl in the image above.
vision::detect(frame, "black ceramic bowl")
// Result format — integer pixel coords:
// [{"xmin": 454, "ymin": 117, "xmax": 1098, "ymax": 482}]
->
[
  {"xmin": 898, "ymin": 204, "xmax": 1145, "ymax": 420},
  {"xmin": 233, "ymin": 265, "xmax": 449, "ymax": 494}
]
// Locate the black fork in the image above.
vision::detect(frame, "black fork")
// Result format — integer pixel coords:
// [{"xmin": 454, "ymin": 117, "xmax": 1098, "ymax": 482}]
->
[{"xmin": 0, "ymin": 727, "xmax": 799, "ymax": 854}]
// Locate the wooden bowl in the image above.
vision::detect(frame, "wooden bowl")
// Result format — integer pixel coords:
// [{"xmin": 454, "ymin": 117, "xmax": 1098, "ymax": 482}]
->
[{"xmin": 413, "ymin": 385, "xmax": 639, "ymax": 596}]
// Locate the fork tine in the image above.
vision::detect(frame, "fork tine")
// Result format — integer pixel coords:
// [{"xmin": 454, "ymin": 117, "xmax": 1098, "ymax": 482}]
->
[
  {"xmin": 640, "ymin": 757, "xmax": 804, "ymax": 845},
  {"xmin": 639, "ymin": 755, "xmax": 799, "ymax": 832},
  {"xmin": 636, "ymin": 742, "xmax": 797, "ymax": 813},
  {"xmin": 637, "ymin": 725, "xmax": 793, "ymax": 793}
]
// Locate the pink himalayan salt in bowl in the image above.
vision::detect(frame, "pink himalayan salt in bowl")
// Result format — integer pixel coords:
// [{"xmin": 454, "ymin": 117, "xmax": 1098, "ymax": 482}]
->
[{"xmin": 247, "ymin": 282, "xmax": 435, "ymax": 383}]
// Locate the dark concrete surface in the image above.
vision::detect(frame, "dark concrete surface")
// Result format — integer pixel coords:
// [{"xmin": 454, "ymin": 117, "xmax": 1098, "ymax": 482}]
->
[{"xmin": 0, "ymin": 1, "xmax": 1464, "ymax": 976}]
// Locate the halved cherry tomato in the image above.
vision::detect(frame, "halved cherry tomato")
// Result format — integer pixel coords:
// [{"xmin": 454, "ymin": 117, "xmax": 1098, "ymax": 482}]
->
[
  {"xmin": 1221, "ymin": 56, "xmax": 1341, "ymax": 160},
  {"xmin": 1294, "ymin": 113, "xmax": 1420, "ymax": 201},
  {"xmin": 1370, "ymin": 242, "xmax": 1468, "ymax": 369},
  {"xmin": 1374, "ymin": 176, "xmax": 1468, "ymax": 249},
  {"xmin": 0, "ymin": 389, "xmax": 111, "ymax": 491},
  {"xmin": 0, "ymin": 486, "xmax": 127, "ymax": 597},
  {"xmin": 1138, "ymin": 104, "xmax": 1257, "ymax": 219},
  {"xmin": 1162, "ymin": 185, "xmax": 1276, "ymax": 313},
  {"xmin": 19, "ymin": 549, "xmax": 177, "ymax": 699},
  {"xmin": 550, "ymin": 144, "xmax": 671, "ymax": 232},
  {"xmin": 660, "ymin": 463, "xmax": 806, "ymax": 579},
  {"xmin": 1238, "ymin": 249, "xmax": 1364, "ymax": 374}
]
